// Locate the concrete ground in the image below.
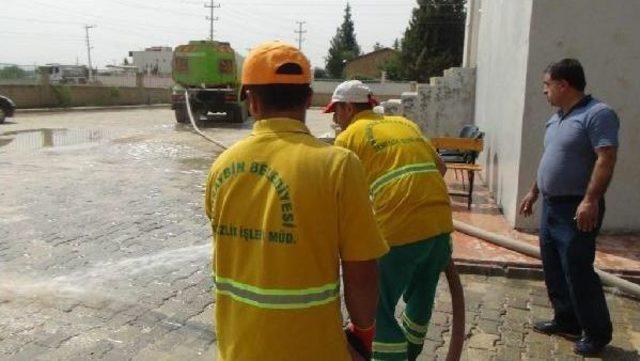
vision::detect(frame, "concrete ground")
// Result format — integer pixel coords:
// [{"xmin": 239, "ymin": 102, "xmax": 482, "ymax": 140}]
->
[
  {"xmin": 448, "ymin": 175, "xmax": 640, "ymax": 281},
  {"xmin": 1, "ymin": 108, "xmax": 639, "ymax": 360}
]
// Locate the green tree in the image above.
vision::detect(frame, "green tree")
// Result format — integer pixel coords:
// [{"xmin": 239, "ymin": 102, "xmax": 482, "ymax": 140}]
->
[
  {"xmin": 0, "ymin": 65, "xmax": 27, "ymax": 80},
  {"xmin": 373, "ymin": 42, "xmax": 384, "ymax": 51},
  {"xmin": 400, "ymin": 0, "xmax": 466, "ymax": 82},
  {"xmin": 379, "ymin": 52, "xmax": 405, "ymax": 81},
  {"xmin": 325, "ymin": 3, "xmax": 362, "ymax": 78}
]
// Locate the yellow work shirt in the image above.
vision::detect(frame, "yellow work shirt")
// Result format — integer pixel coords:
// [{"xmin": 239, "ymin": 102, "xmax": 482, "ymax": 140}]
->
[
  {"xmin": 205, "ymin": 117, "xmax": 388, "ymax": 361},
  {"xmin": 335, "ymin": 110, "xmax": 453, "ymax": 247}
]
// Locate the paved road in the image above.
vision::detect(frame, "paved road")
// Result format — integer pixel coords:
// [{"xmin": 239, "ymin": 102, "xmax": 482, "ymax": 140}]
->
[{"xmin": 1, "ymin": 108, "xmax": 638, "ymax": 360}]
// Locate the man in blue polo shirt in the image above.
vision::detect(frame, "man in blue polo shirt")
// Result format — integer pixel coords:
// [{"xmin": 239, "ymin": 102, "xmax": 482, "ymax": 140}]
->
[{"xmin": 519, "ymin": 58, "xmax": 619, "ymax": 356}]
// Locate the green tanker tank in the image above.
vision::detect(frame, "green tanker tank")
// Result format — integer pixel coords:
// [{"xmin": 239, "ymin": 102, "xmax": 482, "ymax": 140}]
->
[{"xmin": 170, "ymin": 40, "xmax": 246, "ymax": 123}]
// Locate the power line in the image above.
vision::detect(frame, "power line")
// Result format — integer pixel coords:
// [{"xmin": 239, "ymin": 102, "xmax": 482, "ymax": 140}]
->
[
  {"xmin": 205, "ymin": 0, "xmax": 220, "ymax": 40},
  {"xmin": 294, "ymin": 21, "xmax": 307, "ymax": 50},
  {"xmin": 84, "ymin": 24, "xmax": 96, "ymax": 81}
]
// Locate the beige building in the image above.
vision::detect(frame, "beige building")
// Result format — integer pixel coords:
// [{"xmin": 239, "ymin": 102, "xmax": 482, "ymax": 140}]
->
[{"xmin": 344, "ymin": 48, "xmax": 398, "ymax": 80}]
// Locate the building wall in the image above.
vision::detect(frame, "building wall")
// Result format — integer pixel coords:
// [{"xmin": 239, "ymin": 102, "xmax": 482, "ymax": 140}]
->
[
  {"xmin": 130, "ymin": 47, "xmax": 173, "ymax": 75},
  {"xmin": 515, "ymin": 0, "xmax": 640, "ymax": 231},
  {"xmin": 462, "ymin": 0, "xmax": 481, "ymax": 67},
  {"xmin": 344, "ymin": 49, "xmax": 397, "ymax": 80},
  {"xmin": 410, "ymin": 67, "xmax": 476, "ymax": 137},
  {"xmin": 471, "ymin": 0, "xmax": 640, "ymax": 231},
  {"xmin": 473, "ymin": 0, "xmax": 533, "ymax": 226}
]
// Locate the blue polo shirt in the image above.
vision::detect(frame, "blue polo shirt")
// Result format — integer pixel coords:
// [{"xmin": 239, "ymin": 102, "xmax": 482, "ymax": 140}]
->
[{"xmin": 536, "ymin": 95, "xmax": 620, "ymax": 197}]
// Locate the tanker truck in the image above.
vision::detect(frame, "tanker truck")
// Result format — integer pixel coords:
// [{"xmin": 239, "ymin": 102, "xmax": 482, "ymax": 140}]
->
[{"xmin": 170, "ymin": 40, "xmax": 247, "ymax": 123}]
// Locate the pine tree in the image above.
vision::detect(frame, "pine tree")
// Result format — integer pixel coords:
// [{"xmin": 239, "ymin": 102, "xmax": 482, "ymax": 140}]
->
[
  {"xmin": 325, "ymin": 3, "xmax": 362, "ymax": 78},
  {"xmin": 400, "ymin": 0, "xmax": 466, "ymax": 82}
]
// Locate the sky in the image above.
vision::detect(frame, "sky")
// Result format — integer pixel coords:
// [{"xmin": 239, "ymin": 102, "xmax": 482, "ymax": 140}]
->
[{"xmin": 2, "ymin": 0, "xmax": 417, "ymax": 70}]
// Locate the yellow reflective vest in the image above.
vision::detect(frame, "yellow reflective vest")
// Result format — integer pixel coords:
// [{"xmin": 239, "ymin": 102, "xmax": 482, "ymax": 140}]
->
[
  {"xmin": 335, "ymin": 110, "xmax": 453, "ymax": 247},
  {"xmin": 205, "ymin": 117, "xmax": 388, "ymax": 361}
]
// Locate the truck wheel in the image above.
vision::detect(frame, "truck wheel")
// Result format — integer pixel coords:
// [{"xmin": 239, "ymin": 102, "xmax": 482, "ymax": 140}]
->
[
  {"xmin": 229, "ymin": 104, "xmax": 247, "ymax": 123},
  {"xmin": 175, "ymin": 107, "xmax": 189, "ymax": 124},
  {"xmin": 0, "ymin": 108, "xmax": 6, "ymax": 124}
]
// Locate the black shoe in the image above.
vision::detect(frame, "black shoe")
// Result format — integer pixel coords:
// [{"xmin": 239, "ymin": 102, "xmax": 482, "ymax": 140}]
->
[
  {"xmin": 532, "ymin": 320, "xmax": 581, "ymax": 340},
  {"xmin": 574, "ymin": 336, "xmax": 609, "ymax": 356}
]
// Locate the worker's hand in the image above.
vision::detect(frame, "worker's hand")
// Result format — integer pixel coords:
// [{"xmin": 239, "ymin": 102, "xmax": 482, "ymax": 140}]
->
[
  {"xmin": 575, "ymin": 199, "xmax": 599, "ymax": 232},
  {"xmin": 345, "ymin": 322, "xmax": 374, "ymax": 360},
  {"xmin": 518, "ymin": 190, "xmax": 538, "ymax": 217}
]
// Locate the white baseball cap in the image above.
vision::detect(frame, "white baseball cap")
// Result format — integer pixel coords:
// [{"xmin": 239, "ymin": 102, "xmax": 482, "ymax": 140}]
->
[{"xmin": 323, "ymin": 80, "xmax": 379, "ymax": 113}]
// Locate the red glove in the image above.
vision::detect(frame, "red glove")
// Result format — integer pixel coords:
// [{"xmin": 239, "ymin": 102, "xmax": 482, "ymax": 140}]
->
[{"xmin": 347, "ymin": 322, "xmax": 375, "ymax": 355}]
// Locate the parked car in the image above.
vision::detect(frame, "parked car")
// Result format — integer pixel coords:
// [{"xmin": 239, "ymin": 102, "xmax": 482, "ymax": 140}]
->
[{"xmin": 0, "ymin": 95, "xmax": 16, "ymax": 124}]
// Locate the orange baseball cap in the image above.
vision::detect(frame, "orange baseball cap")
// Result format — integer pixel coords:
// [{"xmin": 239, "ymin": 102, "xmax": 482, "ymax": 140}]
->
[{"xmin": 241, "ymin": 41, "xmax": 312, "ymax": 86}]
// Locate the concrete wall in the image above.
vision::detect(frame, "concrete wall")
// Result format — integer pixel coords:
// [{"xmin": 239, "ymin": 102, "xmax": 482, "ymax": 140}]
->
[
  {"xmin": 1, "ymin": 81, "xmax": 406, "ymax": 110},
  {"xmin": 312, "ymin": 80, "xmax": 414, "ymax": 96},
  {"xmin": 514, "ymin": 0, "xmax": 640, "ymax": 231},
  {"xmin": 96, "ymin": 75, "xmax": 173, "ymax": 89},
  {"xmin": 462, "ymin": 0, "xmax": 481, "ymax": 68},
  {"xmin": 373, "ymin": 67, "xmax": 476, "ymax": 138},
  {"xmin": 473, "ymin": 0, "xmax": 533, "ymax": 226},
  {"xmin": 411, "ymin": 67, "xmax": 476, "ymax": 137},
  {"xmin": 311, "ymin": 80, "xmax": 415, "ymax": 108},
  {"xmin": 0, "ymin": 84, "xmax": 169, "ymax": 108}
]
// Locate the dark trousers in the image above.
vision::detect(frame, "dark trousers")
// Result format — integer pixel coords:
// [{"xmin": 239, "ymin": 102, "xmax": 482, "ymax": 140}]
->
[{"xmin": 540, "ymin": 196, "xmax": 612, "ymax": 342}]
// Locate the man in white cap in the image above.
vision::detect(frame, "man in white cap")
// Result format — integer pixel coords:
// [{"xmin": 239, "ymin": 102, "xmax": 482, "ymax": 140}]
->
[{"xmin": 325, "ymin": 80, "xmax": 454, "ymax": 361}]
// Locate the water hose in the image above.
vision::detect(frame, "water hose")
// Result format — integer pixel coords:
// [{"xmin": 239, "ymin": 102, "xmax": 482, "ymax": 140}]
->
[
  {"xmin": 181, "ymin": 97, "xmax": 466, "ymax": 360},
  {"xmin": 184, "ymin": 89, "xmax": 229, "ymax": 150},
  {"xmin": 453, "ymin": 220, "xmax": 640, "ymax": 299},
  {"xmin": 445, "ymin": 261, "xmax": 465, "ymax": 361}
]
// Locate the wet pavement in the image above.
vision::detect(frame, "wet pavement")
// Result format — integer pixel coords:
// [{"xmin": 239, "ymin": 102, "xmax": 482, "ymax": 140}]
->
[{"xmin": 1, "ymin": 108, "xmax": 639, "ymax": 360}]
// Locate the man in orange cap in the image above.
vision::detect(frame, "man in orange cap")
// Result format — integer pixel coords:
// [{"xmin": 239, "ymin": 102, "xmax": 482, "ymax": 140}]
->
[
  {"xmin": 325, "ymin": 80, "xmax": 453, "ymax": 361},
  {"xmin": 204, "ymin": 41, "xmax": 388, "ymax": 361}
]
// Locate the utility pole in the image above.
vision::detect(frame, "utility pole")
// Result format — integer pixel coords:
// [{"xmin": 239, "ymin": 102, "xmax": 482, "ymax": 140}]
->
[
  {"xmin": 205, "ymin": 0, "xmax": 220, "ymax": 41},
  {"xmin": 84, "ymin": 24, "xmax": 96, "ymax": 81},
  {"xmin": 294, "ymin": 21, "xmax": 307, "ymax": 50}
]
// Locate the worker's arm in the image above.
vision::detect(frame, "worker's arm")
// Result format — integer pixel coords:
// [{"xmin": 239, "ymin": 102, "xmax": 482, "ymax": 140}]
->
[
  {"xmin": 576, "ymin": 146, "xmax": 617, "ymax": 232},
  {"xmin": 342, "ymin": 259, "xmax": 379, "ymax": 329},
  {"xmin": 518, "ymin": 181, "xmax": 539, "ymax": 217}
]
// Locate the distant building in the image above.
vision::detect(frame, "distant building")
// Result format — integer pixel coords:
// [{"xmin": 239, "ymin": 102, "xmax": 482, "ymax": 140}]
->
[
  {"xmin": 128, "ymin": 46, "xmax": 172, "ymax": 75},
  {"xmin": 345, "ymin": 48, "xmax": 398, "ymax": 80},
  {"xmin": 39, "ymin": 64, "xmax": 89, "ymax": 84}
]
